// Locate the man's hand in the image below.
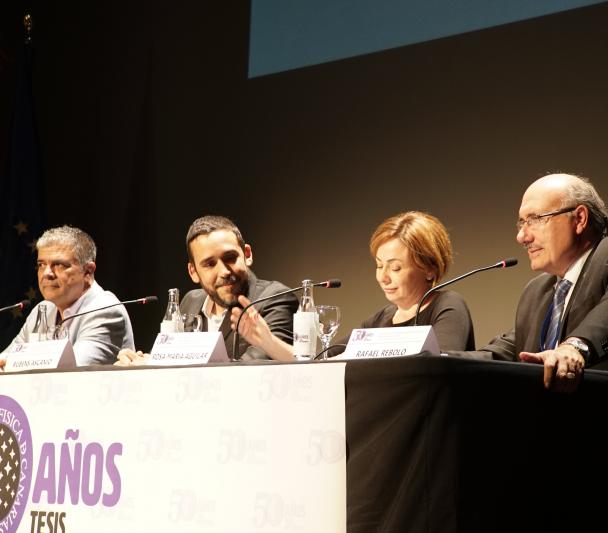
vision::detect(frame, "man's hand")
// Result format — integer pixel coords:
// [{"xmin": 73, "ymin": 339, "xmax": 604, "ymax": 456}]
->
[
  {"xmin": 230, "ymin": 295, "xmax": 273, "ymax": 349},
  {"xmin": 519, "ymin": 343, "xmax": 584, "ymax": 393},
  {"xmin": 115, "ymin": 348, "xmax": 149, "ymax": 366},
  {"xmin": 230, "ymin": 295, "xmax": 294, "ymax": 361}
]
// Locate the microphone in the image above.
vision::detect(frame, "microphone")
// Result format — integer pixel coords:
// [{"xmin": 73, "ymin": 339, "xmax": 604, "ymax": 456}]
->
[
  {"xmin": 58, "ymin": 295, "xmax": 158, "ymax": 326},
  {"xmin": 0, "ymin": 299, "xmax": 31, "ymax": 314},
  {"xmin": 413, "ymin": 258, "xmax": 518, "ymax": 326},
  {"xmin": 232, "ymin": 279, "xmax": 341, "ymax": 361},
  {"xmin": 316, "ymin": 279, "xmax": 341, "ymax": 289}
]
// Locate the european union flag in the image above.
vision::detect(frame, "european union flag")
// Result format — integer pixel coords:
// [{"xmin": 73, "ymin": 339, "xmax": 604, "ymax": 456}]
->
[{"xmin": 0, "ymin": 17, "xmax": 46, "ymax": 350}]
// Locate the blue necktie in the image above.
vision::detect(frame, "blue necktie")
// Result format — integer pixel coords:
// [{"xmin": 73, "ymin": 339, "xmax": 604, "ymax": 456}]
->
[{"xmin": 542, "ymin": 278, "xmax": 572, "ymax": 350}]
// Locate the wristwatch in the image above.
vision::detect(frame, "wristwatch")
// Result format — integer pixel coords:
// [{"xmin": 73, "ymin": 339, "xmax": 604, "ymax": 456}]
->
[{"xmin": 561, "ymin": 338, "xmax": 590, "ymax": 361}]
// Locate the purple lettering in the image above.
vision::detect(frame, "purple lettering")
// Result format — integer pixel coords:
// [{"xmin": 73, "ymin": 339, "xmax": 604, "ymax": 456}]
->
[
  {"xmin": 81, "ymin": 443, "xmax": 104, "ymax": 505},
  {"xmin": 32, "ymin": 443, "xmax": 56, "ymax": 504},
  {"xmin": 58, "ymin": 440, "xmax": 82, "ymax": 504},
  {"xmin": 102, "ymin": 443, "xmax": 123, "ymax": 506}
]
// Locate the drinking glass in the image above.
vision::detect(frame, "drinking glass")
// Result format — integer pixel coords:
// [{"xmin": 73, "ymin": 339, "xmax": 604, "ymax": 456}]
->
[
  {"xmin": 315, "ymin": 305, "xmax": 340, "ymax": 360},
  {"xmin": 47, "ymin": 324, "xmax": 68, "ymax": 341},
  {"xmin": 181, "ymin": 313, "xmax": 203, "ymax": 332}
]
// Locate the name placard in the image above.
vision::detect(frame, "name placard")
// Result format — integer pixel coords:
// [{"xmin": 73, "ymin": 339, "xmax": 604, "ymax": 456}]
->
[
  {"xmin": 148, "ymin": 331, "xmax": 230, "ymax": 365},
  {"xmin": 3, "ymin": 339, "xmax": 77, "ymax": 372},
  {"xmin": 338, "ymin": 325, "xmax": 439, "ymax": 359}
]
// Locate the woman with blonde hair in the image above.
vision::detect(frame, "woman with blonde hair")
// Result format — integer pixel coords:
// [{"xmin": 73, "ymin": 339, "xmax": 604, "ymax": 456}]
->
[
  {"xmin": 230, "ymin": 211, "xmax": 474, "ymax": 359},
  {"xmin": 361, "ymin": 211, "xmax": 474, "ymax": 351}
]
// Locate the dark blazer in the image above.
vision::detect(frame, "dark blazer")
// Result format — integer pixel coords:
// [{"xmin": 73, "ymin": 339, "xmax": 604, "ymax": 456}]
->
[
  {"xmin": 359, "ymin": 290, "xmax": 475, "ymax": 351},
  {"xmin": 331, "ymin": 289, "xmax": 475, "ymax": 356},
  {"xmin": 180, "ymin": 270, "xmax": 299, "ymax": 361},
  {"xmin": 328, "ymin": 291, "xmax": 475, "ymax": 357},
  {"xmin": 481, "ymin": 237, "xmax": 608, "ymax": 366}
]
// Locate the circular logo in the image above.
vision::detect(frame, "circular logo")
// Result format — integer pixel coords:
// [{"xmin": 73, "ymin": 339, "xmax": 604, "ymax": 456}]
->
[{"xmin": 0, "ymin": 396, "xmax": 33, "ymax": 532}]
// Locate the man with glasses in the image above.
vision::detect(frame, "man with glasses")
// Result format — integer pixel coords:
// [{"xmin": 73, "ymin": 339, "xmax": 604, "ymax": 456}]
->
[
  {"xmin": 2, "ymin": 225, "xmax": 135, "ymax": 365},
  {"xmin": 471, "ymin": 173, "xmax": 608, "ymax": 392}
]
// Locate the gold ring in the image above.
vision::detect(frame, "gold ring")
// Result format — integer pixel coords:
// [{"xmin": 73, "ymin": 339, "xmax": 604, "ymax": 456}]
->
[{"xmin": 566, "ymin": 371, "xmax": 576, "ymax": 379}]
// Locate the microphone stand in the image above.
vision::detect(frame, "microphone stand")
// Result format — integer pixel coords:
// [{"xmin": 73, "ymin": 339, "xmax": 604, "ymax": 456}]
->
[
  {"xmin": 58, "ymin": 296, "xmax": 158, "ymax": 326},
  {"xmin": 232, "ymin": 286, "xmax": 305, "ymax": 361},
  {"xmin": 232, "ymin": 279, "xmax": 341, "ymax": 361},
  {"xmin": 413, "ymin": 259, "xmax": 517, "ymax": 326}
]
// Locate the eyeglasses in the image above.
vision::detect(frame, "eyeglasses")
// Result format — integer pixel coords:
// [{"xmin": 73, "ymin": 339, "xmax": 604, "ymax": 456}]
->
[{"xmin": 516, "ymin": 206, "xmax": 577, "ymax": 231}]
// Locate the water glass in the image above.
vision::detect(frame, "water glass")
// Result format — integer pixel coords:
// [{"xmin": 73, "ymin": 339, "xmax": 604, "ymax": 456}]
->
[{"xmin": 315, "ymin": 305, "xmax": 340, "ymax": 360}]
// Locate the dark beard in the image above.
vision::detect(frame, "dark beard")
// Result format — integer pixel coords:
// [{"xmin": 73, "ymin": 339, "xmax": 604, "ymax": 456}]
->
[{"xmin": 207, "ymin": 271, "xmax": 250, "ymax": 309}]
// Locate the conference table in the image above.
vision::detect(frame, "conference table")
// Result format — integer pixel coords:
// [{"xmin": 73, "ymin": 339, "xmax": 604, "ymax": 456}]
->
[
  {"xmin": 2, "ymin": 354, "xmax": 607, "ymax": 532},
  {"xmin": 345, "ymin": 355, "xmax": 608, "ymax": 533}
]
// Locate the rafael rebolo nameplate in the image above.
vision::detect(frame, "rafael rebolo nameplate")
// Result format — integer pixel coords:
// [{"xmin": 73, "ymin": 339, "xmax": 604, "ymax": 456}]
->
[{"xmin": 337, "ymin": 325, "xmax": 439, "ymax": 359}]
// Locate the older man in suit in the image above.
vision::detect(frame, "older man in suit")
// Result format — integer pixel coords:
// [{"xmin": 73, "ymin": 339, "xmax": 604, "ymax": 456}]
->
[
  {"xmin": 478, "ymin": 173, "xmax": 608, "ymax": 392},
  {"xmin": 3, "ymin": 225, "xmax": 134, "ymax": 366}
]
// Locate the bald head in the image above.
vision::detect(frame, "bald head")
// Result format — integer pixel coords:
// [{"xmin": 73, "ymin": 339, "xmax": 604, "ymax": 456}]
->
[
  {"xmin": 522, "ymin": 174, "xmax": 573, "ymax": 217},
  {"xmin": 517, "ymin": 173, "xmax": 606, "ymax": 276},
  {"xmin": 525, "ymin": 173, "xmax": 579, "ymax": 199},
  {"xmin": 529, "ymin": 173, "xmax": 606, "ymax": 239}
]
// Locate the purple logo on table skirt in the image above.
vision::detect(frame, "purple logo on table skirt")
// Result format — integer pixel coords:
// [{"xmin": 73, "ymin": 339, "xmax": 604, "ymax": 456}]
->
[{"xmin": 0, "ymin": 396, "xmax": 33, "ymax": 533}]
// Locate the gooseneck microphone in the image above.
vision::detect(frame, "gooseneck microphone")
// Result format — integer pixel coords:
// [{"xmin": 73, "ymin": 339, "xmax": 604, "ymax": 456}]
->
[
  {"xmin": 232, "ymin": 279, "xmax": 341, "ymax": 361},
  {"xmin": 413, "ymin": 258, "xmax": 518, "ymax": 326},
  {"xmin": 0, "ymin": 300, "xmax": 31, "ymax": 314},
  {"xmin": 58, "ymin": 295, "xmax": 158, "ymax": 326}
]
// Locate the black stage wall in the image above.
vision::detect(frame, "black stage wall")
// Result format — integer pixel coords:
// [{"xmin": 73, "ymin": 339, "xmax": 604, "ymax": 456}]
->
[{"xmin": 1, "ymin": 1, "xmax": 608, "ymax": 351}]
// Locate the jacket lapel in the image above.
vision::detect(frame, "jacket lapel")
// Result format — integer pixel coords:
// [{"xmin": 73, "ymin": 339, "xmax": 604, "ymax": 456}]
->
[{"xmin": 560, "ymin": 242, "xmax": 598, "ymax": 340}]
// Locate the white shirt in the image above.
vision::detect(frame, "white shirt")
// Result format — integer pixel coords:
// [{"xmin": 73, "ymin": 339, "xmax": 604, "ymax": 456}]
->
[
  {"xmin": 561, "ymin": 248, "xmax": 593, "ymax": 313},
  {"xmin": 202, "ymin": 296, "xmax": 227, "ymax": 332}
]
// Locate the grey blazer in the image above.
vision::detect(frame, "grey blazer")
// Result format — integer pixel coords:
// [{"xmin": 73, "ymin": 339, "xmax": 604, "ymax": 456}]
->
[
  {"xmin": 3, "ymin": 281, "xmax": 135, "ymax": 365},
  {"xmin": 180, "ymin": 271, "xmax": 299, "ymax": 360}
]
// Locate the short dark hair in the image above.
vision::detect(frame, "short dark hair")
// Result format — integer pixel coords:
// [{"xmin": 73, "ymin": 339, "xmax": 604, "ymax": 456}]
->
[{"xmin": 186, "ymin": 215, "xmax": 245, "ymax": 262}]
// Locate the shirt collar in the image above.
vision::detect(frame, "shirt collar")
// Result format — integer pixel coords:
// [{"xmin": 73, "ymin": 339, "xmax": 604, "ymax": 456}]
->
[
  {"xmin": 202, "ymin": 295, "xmax": 227, "ymax": 321},
  {"xmin": 561, "ymin": 248, "xmax": 593, "ymax": 286},
  {"xmin": 61, "ymin": 280, "xmax": 98, "ymax": 319}
]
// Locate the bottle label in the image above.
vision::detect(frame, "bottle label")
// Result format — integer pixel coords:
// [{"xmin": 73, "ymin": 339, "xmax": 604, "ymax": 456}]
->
[
  {"xmin": 293, "ymin": 311, "xmax": 317, "ymax": 359},
  {"xmin": 160, "ymin": 319, "xmax": 184, "ymax": 333}
]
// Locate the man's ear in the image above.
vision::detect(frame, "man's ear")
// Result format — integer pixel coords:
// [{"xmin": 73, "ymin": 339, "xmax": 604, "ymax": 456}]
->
[
  {"xmin": 84, "ymin": 262, "xmax": 96, "ymax": 276},
  {"xmin": 573, "ymin": 205, "xmax": 589, "ymax": 235},
  {"xmin": 83, "ymin": 262, "xmax": 96, "ymax": 287},
  {"xmin": 188, "ymin": 262, "xmax": 201, "ymax": 284},
  {"xmin": 244, "ymin": 244, "xmax": 253, "ymax": 267}
]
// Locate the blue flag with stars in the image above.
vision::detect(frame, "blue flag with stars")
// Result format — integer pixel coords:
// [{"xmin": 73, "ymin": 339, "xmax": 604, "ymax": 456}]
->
[{"xmin": 0, "ymin": 34, "xmax": 46, "ymax": 350}]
